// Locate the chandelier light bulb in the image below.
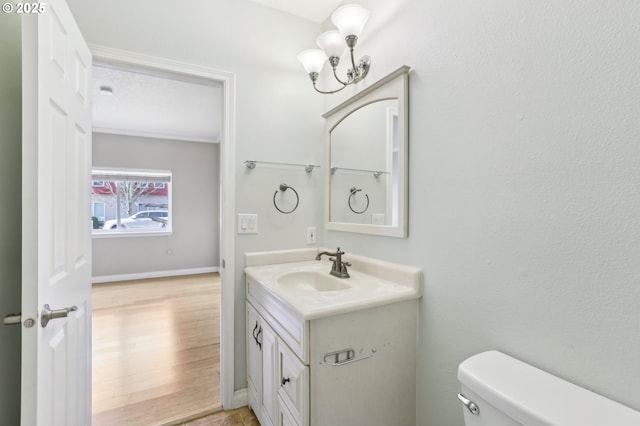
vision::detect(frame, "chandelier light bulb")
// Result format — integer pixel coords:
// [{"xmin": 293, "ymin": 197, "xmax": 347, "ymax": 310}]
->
[
  {"xmin": 316, "ymin": 30, "xmax": 346, "ymax": 60},
  {"xmin": 331, "ymin": 4, "xmax": 370, "ymax": 39},
  {"xmin": 297, "ymin": 49, "xmax": 327, "ymax": 74}
]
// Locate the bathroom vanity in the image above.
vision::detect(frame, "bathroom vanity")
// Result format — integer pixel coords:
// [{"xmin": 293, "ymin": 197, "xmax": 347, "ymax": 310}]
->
[{"xmin": 245, "ymin": 248, "xmax": 422, "ymax": 426}]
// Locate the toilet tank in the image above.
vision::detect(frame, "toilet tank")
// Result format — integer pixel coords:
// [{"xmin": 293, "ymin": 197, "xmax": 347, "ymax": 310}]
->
[{"xmin": 457, "ymin": 351, "xmax": 640, "ymax": 426}]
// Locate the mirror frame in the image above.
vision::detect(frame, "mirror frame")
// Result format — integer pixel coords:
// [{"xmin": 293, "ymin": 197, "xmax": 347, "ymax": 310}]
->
[{"xmin": 323, "ymin": 65, "xmax": 410, "ymax": 237}]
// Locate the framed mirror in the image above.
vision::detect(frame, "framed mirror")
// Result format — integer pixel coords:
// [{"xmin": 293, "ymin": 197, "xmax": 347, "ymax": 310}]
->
[{"xmin": 323, "ymin": 66, "xmax": 409, "ymax": 237}]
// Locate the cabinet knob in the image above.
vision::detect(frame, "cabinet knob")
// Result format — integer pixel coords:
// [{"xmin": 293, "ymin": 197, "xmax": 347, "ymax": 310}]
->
[{"xmin": 281, "ymin": 377, "xmax": 290, "ymax": 385}]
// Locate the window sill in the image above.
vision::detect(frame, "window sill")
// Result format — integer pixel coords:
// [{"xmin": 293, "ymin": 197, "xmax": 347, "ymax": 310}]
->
[{"xmin": 92, "ymin": 229, "xmax": 173, "ymax": 239}]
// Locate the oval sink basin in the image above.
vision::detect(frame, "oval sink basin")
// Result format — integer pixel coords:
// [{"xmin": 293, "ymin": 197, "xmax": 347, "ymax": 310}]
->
[{"xmin": 277, "ymin": 271, "xmax": 351, "ymax": 292}]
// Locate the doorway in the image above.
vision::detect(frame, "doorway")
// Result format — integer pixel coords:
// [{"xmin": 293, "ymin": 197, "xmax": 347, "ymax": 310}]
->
[{"xmin": 89, "ymin": 48, "xmax": 236, "ymax": 421}]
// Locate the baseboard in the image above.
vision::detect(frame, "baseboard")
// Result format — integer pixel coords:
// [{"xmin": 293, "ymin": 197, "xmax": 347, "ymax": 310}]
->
[
  {"xmin": 230, "ymin": 388, "xmax": 248, "ymax": 410},
  {"xmin": 92, "ymin": 267, "xmax": 219, "ymax": 284}
]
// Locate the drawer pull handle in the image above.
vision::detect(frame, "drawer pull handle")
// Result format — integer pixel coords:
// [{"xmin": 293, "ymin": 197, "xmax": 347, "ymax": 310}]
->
[
  {"xmin": 281, "ymin": 377, "xmax": 290, "ymax": 385},
  {"xmin": 323, "ymin": 347, "xmax": 377, "ymax": 366},
  {"xmin": 252, "ymin": 322, "xmax": 262, "ymax": 350},
  {"xmin": 256, "ymin": 325, "xmax": 262, "ymax": 350}
]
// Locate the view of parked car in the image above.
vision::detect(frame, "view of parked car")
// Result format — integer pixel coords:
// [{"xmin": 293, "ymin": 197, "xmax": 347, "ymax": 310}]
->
[{"xmin": 102, "ymin": 210, "xmax": 169, "ymax": 230}]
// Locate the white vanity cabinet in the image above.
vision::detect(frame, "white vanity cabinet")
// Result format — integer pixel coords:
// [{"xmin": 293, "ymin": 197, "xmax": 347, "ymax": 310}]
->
[
  {"xmin": 246, "ymin": 275, "xmax": 418, "ymax": 426},
  {"xmin": 246, "ymin": 279, "xmax": 310, "ymax": 426}
]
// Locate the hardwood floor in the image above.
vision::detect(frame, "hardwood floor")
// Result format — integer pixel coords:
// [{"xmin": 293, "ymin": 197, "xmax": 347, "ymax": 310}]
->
[
  {"xmin": 92, "ymin": 273, "xmax": 222, "ymax": 425},
  {"xmin": 178, "ymin": 407, "xmax": 259, "ymax": 426}
]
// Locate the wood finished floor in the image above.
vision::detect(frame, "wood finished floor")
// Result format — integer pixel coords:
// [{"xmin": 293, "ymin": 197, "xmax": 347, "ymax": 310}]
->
[
  {"xmin": 177, "ymin": 407, "xmax": 259, "ymax": 426},
  {"xmin": 92, "ymin": 273, "xmax": 226, "ymax": 425}
]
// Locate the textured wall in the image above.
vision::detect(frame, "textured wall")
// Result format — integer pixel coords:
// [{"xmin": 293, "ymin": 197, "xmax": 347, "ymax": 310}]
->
[
  {"xmin": 321, "ymin": 1, "xmax": 640, "ymax": 424},
  {"xmin": 0, "ymin": 12, "xmax": 22, "ymax": 425}
]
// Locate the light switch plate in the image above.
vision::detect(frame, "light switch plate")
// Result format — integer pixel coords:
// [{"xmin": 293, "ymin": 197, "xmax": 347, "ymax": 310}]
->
[{"xmin": 238, "ymin": 213, "xmax": 258, "ymax": 234}]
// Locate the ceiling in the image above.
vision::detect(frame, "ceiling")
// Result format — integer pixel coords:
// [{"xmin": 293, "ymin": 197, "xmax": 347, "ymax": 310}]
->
[
  {"xmin": 92, "ymin": 64, "xmax": 222, "ymax": 143},
  {"xmin": 92, "ymin": 1, "xmax": 336, "ymax": 143},
  {"xmin": 247, "ymin": 0, "xmax": 342, "ymax": 23}
]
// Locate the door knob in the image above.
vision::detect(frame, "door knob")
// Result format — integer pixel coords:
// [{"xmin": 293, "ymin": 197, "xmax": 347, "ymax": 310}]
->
[{"xmin": 41, "ymin": 304, "xmax": 77, "ymax": 328}]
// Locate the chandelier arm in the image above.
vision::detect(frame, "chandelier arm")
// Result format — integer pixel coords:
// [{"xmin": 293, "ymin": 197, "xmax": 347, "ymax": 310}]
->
[
  {"xmin": 332, "ymin": 67, "xmax": 353, "ymax": 86},
  {"xmin": 312, "ymin": 80, "xmax": 347, "ymax": 94},
  {"xmin": 349, "ymin": 48, "xmax": 360, "ymax": 78},
  {"xmin": 307, "ymin": 71, "xmax": 346, "ymax": 94}
]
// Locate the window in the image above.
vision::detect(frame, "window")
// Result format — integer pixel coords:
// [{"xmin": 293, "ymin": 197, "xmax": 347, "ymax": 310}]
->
[
  {"xmin": 91, "ymin": 168, "xmax": 172, "ymax": 236},
  {"xmin": 92, "ymin": 202, "xmax": 105, "ymax": 229}
]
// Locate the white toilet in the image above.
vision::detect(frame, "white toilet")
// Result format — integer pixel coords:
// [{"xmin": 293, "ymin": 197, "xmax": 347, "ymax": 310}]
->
[{"xmin": 457, "ymin": 350, "xmax": 640, "ymax": 426}]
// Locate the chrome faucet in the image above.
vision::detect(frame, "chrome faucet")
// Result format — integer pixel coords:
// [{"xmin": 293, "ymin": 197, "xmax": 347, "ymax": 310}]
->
[{"xmin": 316, "ymin": 247, "xmax": 351, "ymax": 278}]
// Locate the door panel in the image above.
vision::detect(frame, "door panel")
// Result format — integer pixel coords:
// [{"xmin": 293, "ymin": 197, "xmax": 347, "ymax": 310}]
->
[{"xmin": 21, "ymin": 1, "xmax": 92, "ymax": 424}]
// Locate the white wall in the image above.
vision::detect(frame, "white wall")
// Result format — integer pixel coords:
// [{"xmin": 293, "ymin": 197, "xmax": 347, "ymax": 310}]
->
[
  {"xmin": 65, "ymin": 0, "xmax": 325, "ymax": 391},
  {"xmin": 92, "ymin": 133, "xmax": 220, "ymax": 278},
  {"xmin": 321, "ymin": 1, "xmax": 640, "ymax": 424},
  {"xmin": 0, "ymin": 12, "xmax": 22, "ymax": 425},
  {"xmin": 63, "ymin": 2, "xmax": 640, "ymax": 425}
]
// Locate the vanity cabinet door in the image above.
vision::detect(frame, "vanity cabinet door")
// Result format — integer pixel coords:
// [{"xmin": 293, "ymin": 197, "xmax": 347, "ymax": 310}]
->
[
  {"xmin": 278, "ymin": 396, "xmax": 299, "ymax": 426},
  {"xmin": 261, "ymin": 318, "xmax": 278, "ymax": 422},
  {"xmin": 247, "ymin": 303, "xmax": 278, "ymax": 426},
  {"xmin": 278, "ymin": 339, "xmax": 309, "ymax": 426},
  {"xmin": 247, "ymin": 304, "xmax": 262, "ymax": 407}
]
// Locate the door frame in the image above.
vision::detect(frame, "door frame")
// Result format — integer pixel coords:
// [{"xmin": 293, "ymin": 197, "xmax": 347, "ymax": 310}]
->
[{"xmin": 89, "ymin": 45, "xmax": 237, "ymax": 409}]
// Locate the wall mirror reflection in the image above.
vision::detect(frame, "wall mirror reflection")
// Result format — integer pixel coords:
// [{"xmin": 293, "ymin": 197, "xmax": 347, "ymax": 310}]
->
[{"xmin": 323, "ymin": 66, "xmax": 410, "ymax": 237}]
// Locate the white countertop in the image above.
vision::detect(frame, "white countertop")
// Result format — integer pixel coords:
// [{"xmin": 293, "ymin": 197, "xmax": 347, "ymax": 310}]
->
[{"xmin": 245, "ymin": 253, "xmax": 422, "ymax": 320}]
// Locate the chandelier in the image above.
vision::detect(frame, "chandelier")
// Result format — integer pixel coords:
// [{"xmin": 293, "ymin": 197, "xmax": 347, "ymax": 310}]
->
[{"xmin": 297, "ymin": 4, "xmax": 371, "ymax": 94}]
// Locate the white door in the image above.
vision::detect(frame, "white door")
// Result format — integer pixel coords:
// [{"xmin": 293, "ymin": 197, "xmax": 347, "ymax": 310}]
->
[{"xmin": 21, "ymin": 1, "xmax": 92, "ymax": 424}]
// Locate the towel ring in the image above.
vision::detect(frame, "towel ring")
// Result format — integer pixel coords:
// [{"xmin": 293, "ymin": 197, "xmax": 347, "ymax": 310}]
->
[
  {"xmin": 348, "ymin": 187, "xmax": 369, "ymax": 214},
  {"xmin": 273, "ymin": 183, "xmax": 299, "ymax": 214}
]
